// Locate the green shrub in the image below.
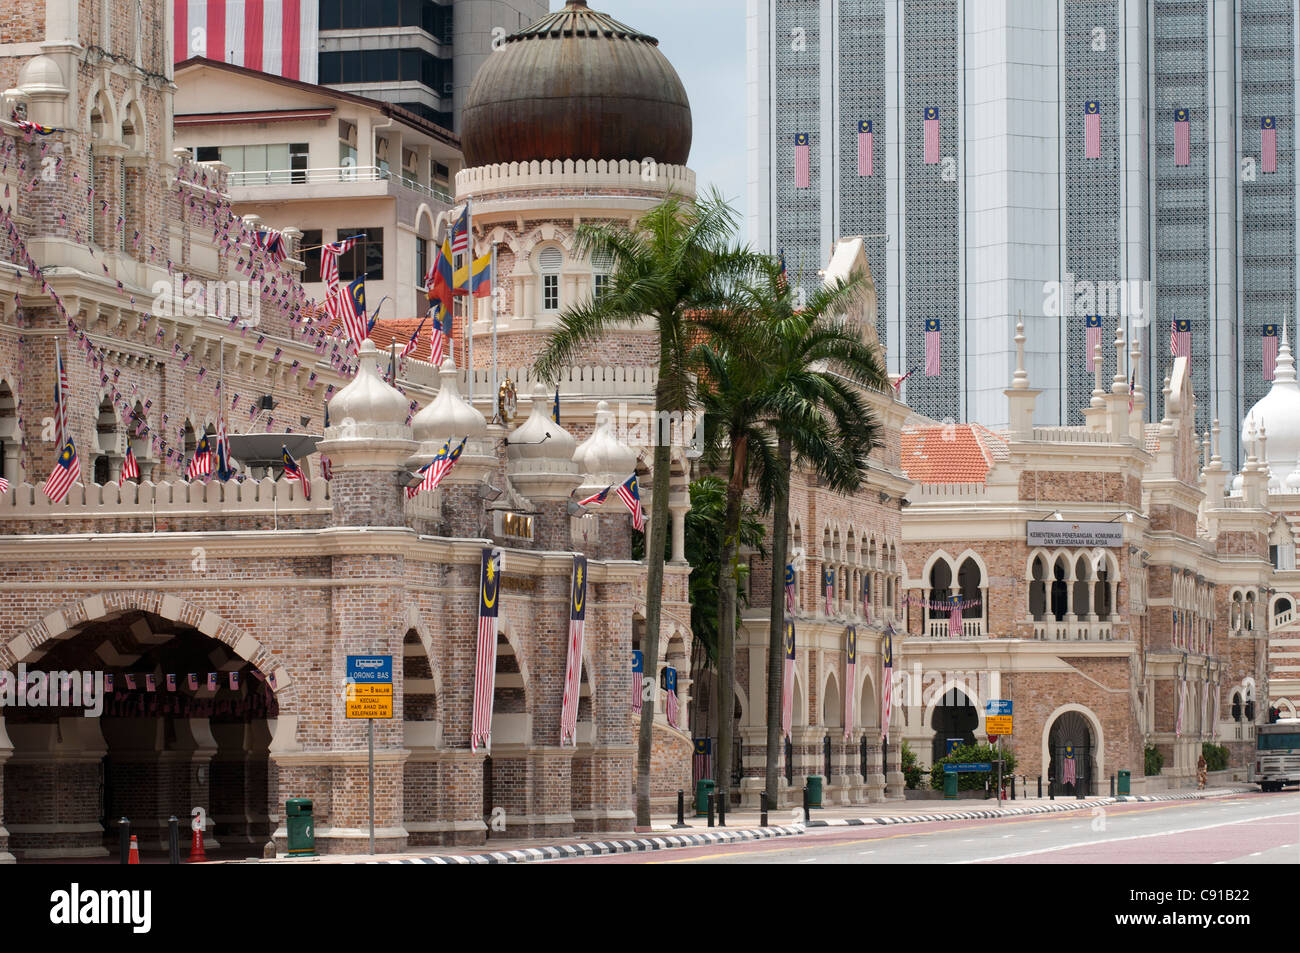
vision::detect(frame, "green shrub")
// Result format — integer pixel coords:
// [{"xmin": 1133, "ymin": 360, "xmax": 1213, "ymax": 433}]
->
[
  {"xmin": 901, "ymin": 741, "xmax": 923, "ymax": 790},
  {"xmin": 1144, "ymin": 744, "xmax": 1164, "ymax": 776},
  {"xmin": 1201, "ymin": 742, "xmax": 1228, "ymax": 772},
  {"xmin": 929, "ymin": 743, "xmax": 1017, "ymax": 792}
]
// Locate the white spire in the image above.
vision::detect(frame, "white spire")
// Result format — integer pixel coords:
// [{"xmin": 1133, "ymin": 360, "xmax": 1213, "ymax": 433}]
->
[{"xmin": 1011, "ymin": 315, "xmax": 1029, "ymax": 390}]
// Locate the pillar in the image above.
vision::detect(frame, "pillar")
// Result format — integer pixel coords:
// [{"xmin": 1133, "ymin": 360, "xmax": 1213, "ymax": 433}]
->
[
  {"xmin": 885, "ymin": 736, "xmax": 905, "ymax": 800},
  {"xmin": 0, "ymin": 717, "xmax": 13, "ymax": 863},
  {"xmin": 866, "ymin": 740, "xmax": 886, "ymax": 802}
]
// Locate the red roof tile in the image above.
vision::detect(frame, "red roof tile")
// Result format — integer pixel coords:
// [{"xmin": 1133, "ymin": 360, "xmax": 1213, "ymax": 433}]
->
[{"xmin": 900, "ymin": 423, "xmax": 1008, "ymax": 484}]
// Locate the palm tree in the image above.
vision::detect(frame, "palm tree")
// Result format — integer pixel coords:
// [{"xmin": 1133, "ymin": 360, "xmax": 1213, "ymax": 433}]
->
[
  {"xmin": 695, "ymin": 256, "xmax": 888, "ymax": 805},
  {"xmin": 533, "ymin": 189, "xmax": 753, "ymax": 826}
]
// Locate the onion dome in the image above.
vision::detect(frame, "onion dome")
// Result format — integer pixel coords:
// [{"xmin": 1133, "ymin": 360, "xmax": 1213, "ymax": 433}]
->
[
  {"xmin": 411, "ymin": 358, "xmax": 488, "ymax": 445},
  {"xmin": 574, "ymin": 400, "xmax": 637, "ymax": 486},
  {"xmin": 327, "ymin": 339, "xmax": 410, "ymax": 432},
  {"xmin": 1243, "ymin": 326, "xmax": 1300, "ymax": 481},
  {"xmin": 461, "ymin": 0, "xmax": 692, "ymax": 168},
  {"xmin": 507, "ymin": 383, "xmax": 577, "ymax": 463},
  {"xmin": 1286, "ymin": 459, "xmax": 1300, "ymax": 492}
]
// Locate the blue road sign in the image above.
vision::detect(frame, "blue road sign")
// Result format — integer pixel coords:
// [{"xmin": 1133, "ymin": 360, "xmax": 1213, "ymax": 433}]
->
[
  {"xmin": 945, "ymin": 737, "xmax": 963, "ymax": 755},
  {"xmin": 985, "ymin": 699, "xmax": 1012, "ymax": 717},
  {"xmin": 347, "ymin": 655, "xmax": 393, "ymax": 683},
  {"xmin": 944, "ymin": 763, "xmax": 993, "ymax": 773}
]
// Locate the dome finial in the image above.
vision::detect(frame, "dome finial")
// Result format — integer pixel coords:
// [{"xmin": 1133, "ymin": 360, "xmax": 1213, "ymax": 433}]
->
[{"xmin": 1011, "ymin": 315, "xmax": 1029, "ymax": 389}]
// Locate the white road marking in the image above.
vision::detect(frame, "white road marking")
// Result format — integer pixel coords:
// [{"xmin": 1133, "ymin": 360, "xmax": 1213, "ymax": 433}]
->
[
  {"xmin": 1001, "ymin": 834, "xmax": 1014, "ymax": 839},
  {"xmin": 858, "ymin": 850, "xmax": 875, "ymax": 855},
  {"xmin": 956, "ymin": 811, "xmax": 1300, "ymax": 864}
]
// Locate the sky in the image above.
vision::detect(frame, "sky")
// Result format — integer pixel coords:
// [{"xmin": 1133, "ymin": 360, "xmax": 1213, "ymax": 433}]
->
[{"xmin": 555, "ymin": 0, "xmax": 749, "ymax": 229}]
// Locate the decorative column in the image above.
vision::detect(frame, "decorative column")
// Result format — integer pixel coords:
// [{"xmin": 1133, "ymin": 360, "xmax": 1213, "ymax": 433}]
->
[
  {"xmin": 865, "ymin": 741, "xmax": 886, "ymax": 802},
  {"xmin": 572, "ymin": 401, "xmax": 639, "ymax": 563},
  {"xmin": 507, "ymin": 383, "xmax": 580, "ymax": 550},
  {"xmin": 885, "ymin": 735, "xmax": 905, "ymax": 800},
  {"xmin": 0, "ymin": 716, "xmax": 13, "ymax": 863},
  {"xmin": 408, "ymin": 358, "xmax": 492, "ymax": 539}
]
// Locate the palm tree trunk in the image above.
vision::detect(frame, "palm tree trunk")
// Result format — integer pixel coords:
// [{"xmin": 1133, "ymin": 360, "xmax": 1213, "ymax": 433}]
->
[
  {"xmin": 765, "ymin": 433, "xmax": 792, "ymax": 803},
  {"xmin": 715, "ymin": 436, "xmax": 747, "ymax": 806},
  {"xmin": 636, "ymin": 402, "xmax": 674, "ymax": 827}
]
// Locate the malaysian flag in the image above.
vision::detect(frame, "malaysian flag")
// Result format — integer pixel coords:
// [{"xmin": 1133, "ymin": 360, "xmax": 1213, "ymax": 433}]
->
[
  {"xmin": 405, "ymin": 438, "xmax": 465, "ymax": 498},
  {"xmin": 145, "ymin": 674, "xmax": 156, "ymax": 692},
  {"xmin": 1174, "ymin": 108, "xmax": 1190, "ymax": 166},
  {"xmin": 166, "ymin": 674, "xmax": 177, "ymax": 692},
  {"xmin": 631, "ymin": 649, "xmax": 644, "ymax": 713},
  {"xmin": 0, "ymin": 477, "xmax": 9, "ymax": 494},
  {"xmin": 429, "ymin": 305, "xmax": 453, "ymax": 366},
  {"xmin": 450, "ymin": 205, "xmax": 470, "ymax": 255},
  {"xmin": 1084, "ymin": 100, "xmax": 1101, "ymax": 159},
  {"xmin": 54, "ymin": 342, "xmax": 69, "ymax": 448},
  {"xmin": 470, "ymin": 548, "xmax": 502, "ymax": 753},
  {"xmin": 120, "ymin": 446, "xmax": 140, "ymax": 481},
  {"xmin": 1264, "ymin": 324, "xmax": 1280, "ymax": 380},
  {"xmin": 664, "ymin": 666, "xmax": 679, "ymax": 729},
  {"xmin": 857, "ymin": 120, "xmax": 874, "ymax": 176},
  {"xmin": 693, "ymin": 738, "xmax": 713, "ymax": 782},
  {"xmin": 320, "ymin": 235, "xmax": 355, "ymax": 294},
  {"xmin": 784, "ymin": 564, "xmax": 796, "ymax": 613},
  {"xmin": 207, "ymin": 672, "xmax": 218, "ymax": 691},
  {"xmin": 1085, "ymin": 314, "xmax": 1103, "ymax": 371},
  {"xmin": 794, "ymin": 133, "xmax": 811, "ymax": 188},
  {"xmin": 1262, "ymin": 116, "xmax": 1278, "ymax": 174},
  {"xmin": 1171, "ymin": 318, "xmax": 1192, "ymax": 358},
  {"xmin": 776, "ymin": 249, "xmax": 789, "ymax": 293},
  {"xmin": 125, "ymin": 674, "xmax": 137, "ymax": 690},
  {"xmin": 862, "ymin": 576, "xmax": 871, "ymax": 622},
  {"xmin": 186, "ymin": 434, "xmax": 213, "ymax": 479},
  {"xmin": 781, "ymin": 621, "xmax": 796, "ymax": 740},
  {"xmin": 948, "ymin": 595, "xmax": 962, "ymax": 638},
  {"xmin": 188, "ymin": 674, "xmax": 198, "ymax": 691},
  {"xmin": 881, "ymin": 625, "xmax": 894, "ymax": 743},
  {"xmin": 1175, "ymin": 674, "xmax": 1186, "ymax": 737},
  {"xmin": 559, "ymin": 556, "xmax": 588, "ymax": 746},
  {"xmin": 1062, "ymin": 745, "xmax": 1077, "ymax": 785},
  {"xmin": 340, "ymin": 276, "xmax": 368, "ymax": 350},
  {"xmin": 577, "ymin": 484, "xmax": 612, "ymax": 506},
  {"xmin": 281, "ymin": 445, "xmax": 310, "ymax": 499},
  {"xmin": 215, "ymin": 418, "xmax": 234, "ymax": 481},
  {"xmin": 229, "ymin": 671, "xmax": 240, "ymax": 690},
  {"xmin": 844, "ymin": 626, "xmax": 857, "ymax": 739},
  {"xmin": 400, "ymin": 313, "xmax": 429, "ymax": 361},
  {"xmin": 923, "ymin": 107, "xmax": 940, "ymax": 164},
  {"xmin": 172, "ymin": 0, "xmax": 320, "ymax": 82},
  {"xmin": 320, "ymin": 456, "xmax": 333, "ymax": 481},
  {"xmin": 616, "ymin": 473, "xmax": 645, "ymax": 531},
  {"xmin": 42, "ymin": 438, "xmax": 79, "ymax": 502},
  {"xmin": 924, "ymin": 319, "xmax": 941, "ymax": 376},
  {"xmin": 824, "ymin": 567, "xmax": 834, "ymax": 616},
  {"xmin": 255, "ymin": 229, "xmax": 287, "ymax": 266}
]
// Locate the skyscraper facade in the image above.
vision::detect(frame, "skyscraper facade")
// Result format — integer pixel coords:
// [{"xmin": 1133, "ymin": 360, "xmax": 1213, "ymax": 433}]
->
[{"xmin": 747, "ymin": 0, "xmax": 1298, "ymax": 462}]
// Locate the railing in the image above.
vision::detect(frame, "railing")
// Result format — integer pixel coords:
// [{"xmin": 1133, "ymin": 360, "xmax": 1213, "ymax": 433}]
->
[
  {"xmin": 1032, "ymin": 620, "xmax": 1115, "ymax": 641},
  {"xmin": 0, "ymin": 476, "xmax": 328, "ymax": 518},
  {"xmin": 1273, "ymin": 608, "xmax": 1294, "ymax": 629},
  {"xmin": 1030, "ymin": 427, "xmax": 1115, "ymax": 443},
  {"xmin": 925, "ymin": 618, "xmax": 986, "ymax": 639},
  {"xmin": 912, "ymin": 482, "xmax": 988, "ymax": 497},
  {"xmin": 401, "ymin": 362, "xmax": 660, "ymax": 399},
  {"xmin": 229, "ymin": 165, "xmax": 454, "ymax": 203}
]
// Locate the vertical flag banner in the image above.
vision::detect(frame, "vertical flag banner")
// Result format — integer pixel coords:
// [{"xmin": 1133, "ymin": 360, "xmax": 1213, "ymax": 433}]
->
[
  {"xmin": 664, "ymin": 666, "xmax": 679, "ymax": 729},
  {"xmin": 881, "ymin": 625, "xmax": 894, "ymax": 743},
  {"xmin": 844, "ymin": 626, "xmax": 857, "ymax": 739},
  {"xmin": 54, "ymin": 342, "xmax": 69, "ymax": 448},
  {"xmin": 1062, "ymin": 745, "xmax": 1077, "ymax": 785},
  {"xmin": 794, "ymin": 133, "xmax": 811, "ymax": 188},
  {"xmin": 1085, "ymin": 315, "xmax": 1103, "ymax": 371},
  {"xmin": 923, "ymin": 107, "xmax": 940, "ymax": 164},
  {"xmin": 781, "ymin": 621, "xmax": 796, "ymax": 741},
  {"xmin": 559, "ymin": 555, "xmax": 587, "ymax": 746},
  {"xmin": 1263, "ymin": 324, "xmax": 1279, "ymax": 380},
  {"xmin": 924, "ymin": 319, "xmax": 941, "ymax": 376},
  {"xmin": 693, "ymin": 738, "xmax": 713, "ymax": 782},
  {"xmin": 471, "ymin": 548, "xmax": 502, "ymax": 753},
  {"xmin": 207, "ymin": 672, "xmax": 218, "ymax": 691},
  {"xmin": 1174, "ymin": 108, "xmax": 1190, "ymax": 166},
  {"xmin": 630, "ymin": 649, "xmax": 644, "ymax": 713},
  {"xmin": 784, "ymin": 564, "xmax": 796, "ymax": 613},
  {"xmin": 166, "ymin": 674, "xmax": 177, "ymax": 692},
  {"xmin": 173, "ymin": 0, "xmax": 320, "ymax": 82},
  {"xmin": 857, "ymin": 120, "xmax": 874, "ymax": 176},
  {"xmin": 1261, "ymin": 116, "xmax": 1277, "ymax": 174},
  {"xmin": 1084, "ymin": 100, "xmax": 1101, "ymax": 159},
  {"xmin": 1171, "ymin": 318, "xmax": 1192, "ymax": 358},
  {"xmin": 823, "ymin": 567, "xmax": 834, "ymax": 615},
  {"xmin": 1175, "ymin": 672, "xmax": 1187, "ymax": 737},
  {"xmin": 948, "ymin": 594, "xmax": 962, "ymax": 638}
]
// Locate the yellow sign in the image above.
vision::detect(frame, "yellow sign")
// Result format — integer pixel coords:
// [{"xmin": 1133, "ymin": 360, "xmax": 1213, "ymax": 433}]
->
[
  {"xmin": 986, "ymin": 715, "xmax": 1013, "ymax": 735},
  {"xmin": 346, "ymin": 682, "xmax": 393, "ymax": 719}
]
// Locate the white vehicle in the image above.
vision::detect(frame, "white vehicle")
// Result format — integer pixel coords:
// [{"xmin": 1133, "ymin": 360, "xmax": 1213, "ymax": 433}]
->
[{"xmin": 1254, "ymin": 719, "xmax": 1300, "ymax": 792}]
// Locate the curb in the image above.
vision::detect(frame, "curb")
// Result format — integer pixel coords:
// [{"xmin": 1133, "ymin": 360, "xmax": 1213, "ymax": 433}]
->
[
  {"xmin": 806, "ymin": 787, "xmax": 1256, "ymax": 827},
  {"xmin": 367, "ymin": 825, "xmax": 806, "ymax": 865}
]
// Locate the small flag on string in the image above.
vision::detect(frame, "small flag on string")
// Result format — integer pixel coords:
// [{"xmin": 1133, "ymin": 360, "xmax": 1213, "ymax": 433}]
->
[{"xmin": 207, "ymin": 673, "xmax": 218, "ymax": 691}]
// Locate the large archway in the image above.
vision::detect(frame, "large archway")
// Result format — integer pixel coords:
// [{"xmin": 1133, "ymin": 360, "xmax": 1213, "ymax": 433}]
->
[
  {"xmin": 3, "ymin": 607, "xmax": 280, "ymax": 860},
  {"xmin": 929, "ymin": 686, "xmax": 978, "ymax": 763},
  {"xmin": 1045, "ymin": 708, "xmax": 1099, "ymax": 796}
]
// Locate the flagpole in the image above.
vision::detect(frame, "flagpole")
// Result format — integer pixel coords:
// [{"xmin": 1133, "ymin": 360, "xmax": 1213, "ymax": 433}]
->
[
  {"xmin": 491, "ymin": 240, "xmax": 498, "ymax": 423},
  {"xmin": 466, "ymin": 196, "xmax": 474, "ymax": 409}
]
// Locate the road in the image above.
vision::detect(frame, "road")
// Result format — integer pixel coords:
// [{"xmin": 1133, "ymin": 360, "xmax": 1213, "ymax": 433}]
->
[{"xmin": 552, "ymin": 792, "xmax": 1300, "ymax": 864}]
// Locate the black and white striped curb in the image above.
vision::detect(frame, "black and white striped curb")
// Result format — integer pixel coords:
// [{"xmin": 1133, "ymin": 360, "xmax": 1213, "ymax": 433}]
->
[
  {"xmin": 368, "ymin": 825, "xmax": 806, "ymax": 864},
  {"xmin": 806, "ymin": 787, "xmax": 1257, "ymax": 827}
]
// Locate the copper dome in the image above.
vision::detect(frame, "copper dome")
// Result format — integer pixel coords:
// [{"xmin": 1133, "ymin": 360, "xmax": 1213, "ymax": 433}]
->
[{"xmin": 461, "ymin": 1, "xmax": 692, "ymax": 168}]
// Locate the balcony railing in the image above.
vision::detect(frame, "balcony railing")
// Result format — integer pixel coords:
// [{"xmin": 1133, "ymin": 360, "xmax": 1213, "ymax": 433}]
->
[
  {"xmin": 925, "ymin": 618, "xmax": 985, "ymax": 639},
  {"xmin": 228, "ymin": 165, "xmax": 454, "ymax": 203},
  {"xmin": 1273, "ymin": 607, "xmax": 1294, "ymax": 629},
  {"xmin": 1032, "ymin": 620, "xmax": 1115, "ymax": 641}
]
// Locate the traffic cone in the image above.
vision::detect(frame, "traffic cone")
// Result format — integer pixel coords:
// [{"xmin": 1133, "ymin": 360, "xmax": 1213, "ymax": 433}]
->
[
  {"xmin": 188, "ymin": 825, "xmax": 208, "ymax": 863},
  {"xmin": 128, "ymin": 835, "xmax": 140, "ymax": 865}
]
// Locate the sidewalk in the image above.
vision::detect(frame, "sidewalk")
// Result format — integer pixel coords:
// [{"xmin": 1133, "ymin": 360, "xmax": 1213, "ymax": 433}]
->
[{"xmin": 231, "ymin": 786, "xmax": 1257, "ymax": 865}]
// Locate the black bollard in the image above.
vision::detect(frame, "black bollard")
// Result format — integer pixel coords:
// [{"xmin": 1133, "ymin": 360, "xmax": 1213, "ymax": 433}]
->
[
  {"xmin": 760, "ymin": 791, "xmax": 769, "ymax": 827},
  {"xmin": 802, "ymin": 786, "xmax": 810, "ymax": 823},
  {"xmin": 1077, "ymin": 779, "xmax": 1086, "ymax": 800},
  {"xmin": 1110, "ymin": 774, "xmax": 1116, "ymax": 798},
  {"xmin": 1049, "ymin": 779, "xmax": 1054, "ymax": 800},
  {"xmin": 168, "ymin": 816, "xmax": 180, "ymax": 865},
  {"xmin": 1037, "ymin": 775, "xmax": 1042, "ymax": 799},
  {"xmin": 707, "ymin": 793, "xmax": 716, "ymax": 828},
  {"xmin": 717, "ymin": 791, "xmax": 726, "ymax": 827},
  {"xmin": 119, "ymin": 817, "xmax": 130, "ymax": 865},
  {"xmin": 1011, "ymin": 775, "xmax": 1016, "ymax": 800},
  {"xmin": 674, "ymin": 790, "xmax": 688, "ymax": 829}
]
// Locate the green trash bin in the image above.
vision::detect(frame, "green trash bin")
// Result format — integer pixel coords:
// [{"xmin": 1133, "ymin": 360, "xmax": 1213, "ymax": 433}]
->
[
  {"xmin": 1117, "ymin": 770, "xmax": 1131, "ymax": 795},
  {"xmin": 286, "ymin": 798, "xmax": 316, "ymax": 856},
  {"xmin": 694, "ymin": 779, "xmax": 715, "ymax": 817},
  {"xmin": 943, "ymin": 770, "xmax": 959, "ymax": 800},
  {"xmin": 806, "ymin": 775, "xmax": 823, "ymax": 808}
]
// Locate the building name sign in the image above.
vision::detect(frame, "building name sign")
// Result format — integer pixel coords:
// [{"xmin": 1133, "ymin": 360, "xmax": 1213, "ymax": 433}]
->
[{"xmin": 1026, "ymin": 520, "xmax": 1123, "ymax": 548}]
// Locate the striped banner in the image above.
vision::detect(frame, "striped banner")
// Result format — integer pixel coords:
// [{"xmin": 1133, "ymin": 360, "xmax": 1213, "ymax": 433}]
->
[
  {"xmin": 857, "ymin": 120, "xmax": 873, "ymax": 176},
  {"xmin": 174, "ymin": 0, "xmax": 319, "ymax": 83},
  {"xmin": 470, "ymin": 548, "xmax": 502, "ymax": 753},
  {"xmin": 781, "ymin": 621, "xmax": 796, "ymax": 741},
  {"xmin": 794, "ymin": 133, "xmax": 811, "ymax": 188},
  {"xmin": 559, "ymin": 556, "xmax": 587, "ymax": 746},
  {"xmin": 1084, "ymin": 100, "xmax": 1101, "ymax": 159},
  {"xmin": 844, "ymin": 627, "xmax": 857, "ymax": 740}
]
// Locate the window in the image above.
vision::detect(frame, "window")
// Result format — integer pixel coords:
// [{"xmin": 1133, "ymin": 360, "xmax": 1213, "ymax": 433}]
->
[
  {"xmin": 416, "ymin": 236, "xmax": 428, "ymax": 289},
  {"xmin": 539, "ymin": 246, "xmax": 563, "ymax": 311},
  {"xmin": 300, "ymin": 229, "xmax": 322, "ymax": 283},
  {"xmin": 290, "ymin": 142, "xmax": 309, "ymax": 184},
  {"xmin": 195, "ymin": 146, "xmax": 219, "ymax": 163},
  {"xmin": 592, "ymin": 249, "xmax": 613, "ymax": 301},
  {"xmin": 337, "ymin": 227, "xmax": 383, "ymax": 281},
  {"xmin": 339, "ymin": 121, "xmax": 358, "ymax": 174}
]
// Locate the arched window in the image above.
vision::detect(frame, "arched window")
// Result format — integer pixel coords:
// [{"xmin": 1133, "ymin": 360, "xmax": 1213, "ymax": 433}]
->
[
  {"xmin": 957, "ymin": 557, "xmax": 982, "ymax": 619},
  {"xmin": 1094, "ymin": 564, "xmax": 1112, "ymax": 620},
  {"xmin": 1051, "ymin": 557, "xmax": 1069, "ymax": 621},
  {"xmin": 591, "ymin": 249, "xmax": 613, "ymax": 301},
  {"xmin": 1029, "ymin": 556, "xmax": 1047, "ymax": 621},
  {"xmin": 538, "ymin": 246, "xmax": 563, "ymax": 311},
  {"xmin": 928, "ymin": 560, "xmax": 952, "ymax": 622},
  {"xmin": 0, "ymin": 380, "xmax": 18, "ymax": 483},
  {"xmin": 1072, "ymin": 555, "xmax": 1091, "ymax": 619}
]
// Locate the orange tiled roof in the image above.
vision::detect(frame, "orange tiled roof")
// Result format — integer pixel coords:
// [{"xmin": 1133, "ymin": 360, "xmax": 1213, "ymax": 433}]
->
[
  {"xmin": 368, "ymin": 318, "xmax": 433, "ymax": 363},
  {"xmin": 900, "ymin": 423, "xmax": 1008, "ymax": 484}
]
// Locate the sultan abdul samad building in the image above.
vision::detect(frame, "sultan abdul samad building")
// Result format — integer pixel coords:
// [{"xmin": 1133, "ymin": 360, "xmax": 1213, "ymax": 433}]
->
[{"xmin": 0, "ymin": 0, "xmax": 1290, "ymax": 862}]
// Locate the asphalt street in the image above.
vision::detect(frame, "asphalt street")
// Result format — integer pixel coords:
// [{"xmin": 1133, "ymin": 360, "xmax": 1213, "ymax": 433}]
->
[{"xmin": 552, "ymin": 791, "xmax": 1299, "ymax": 864}]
